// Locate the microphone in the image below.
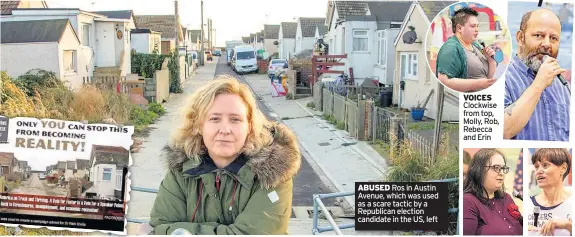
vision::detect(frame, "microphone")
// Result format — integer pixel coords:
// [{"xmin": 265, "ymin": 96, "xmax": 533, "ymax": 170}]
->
[
  {"xmin": 512, "ymin": 190, "xmax": 522, "ymax": 200},
  {"xmin": 533, "ymin": 206, "xmax": 540, "ymax": 227},
  {"xmin": 478, "ymin": 40, "xmax": 496, "ymax": 61},
  {"xmin": 542, "ymin": 55, "xmax": 570, "ymax": 92}
]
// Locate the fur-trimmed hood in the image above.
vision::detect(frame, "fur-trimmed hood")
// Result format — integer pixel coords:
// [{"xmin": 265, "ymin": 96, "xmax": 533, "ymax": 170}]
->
[{"xmin": 163, "ymin": 122, "xmax": 301, "ymax": 189}]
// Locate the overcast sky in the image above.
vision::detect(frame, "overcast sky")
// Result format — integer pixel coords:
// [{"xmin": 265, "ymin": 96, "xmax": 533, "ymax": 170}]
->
[{"xmin": 45, "ymin": 0, "xmax": 328, "ymax": 47}]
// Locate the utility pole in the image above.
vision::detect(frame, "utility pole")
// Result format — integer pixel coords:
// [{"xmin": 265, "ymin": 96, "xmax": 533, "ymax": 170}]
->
[
  {"xmin": 200, "ymin": 0, "xmax": 204, "ymax": 66},
  {"xmin": 174, "ymin": 0, "xmax": 179, "ymax": 55},
  {"xmin": 208, "ymin": 18, "xmax": 212, "ymax": 51}
]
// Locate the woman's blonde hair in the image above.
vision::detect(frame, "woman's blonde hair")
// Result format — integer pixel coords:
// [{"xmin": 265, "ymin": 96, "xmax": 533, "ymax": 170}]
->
[{"xmin": 169, "ymin": 75, "xmax": 273, "ymax": 161}]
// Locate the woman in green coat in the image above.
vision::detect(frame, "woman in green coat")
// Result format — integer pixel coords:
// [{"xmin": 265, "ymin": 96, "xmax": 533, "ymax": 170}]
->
[{"xmin": 148, "ymin": 76, "xmax": 302, "ymax": 235}]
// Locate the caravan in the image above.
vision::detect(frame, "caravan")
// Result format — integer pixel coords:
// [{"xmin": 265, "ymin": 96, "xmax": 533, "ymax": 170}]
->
[{"xmin": 232, "ymin": 45, "xmax": 258, "ymax": 74}]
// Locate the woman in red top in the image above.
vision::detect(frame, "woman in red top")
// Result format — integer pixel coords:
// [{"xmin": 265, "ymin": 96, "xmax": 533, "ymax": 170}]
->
[{"xmin": 463, "ymin": 148, "xmax": 523, "ymax": 235}]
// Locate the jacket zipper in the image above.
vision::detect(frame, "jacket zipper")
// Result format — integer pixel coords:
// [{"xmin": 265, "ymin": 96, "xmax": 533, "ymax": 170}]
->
[{"xmin": 215, "ymin": 170, "xmax": 221, "ymax": 192}]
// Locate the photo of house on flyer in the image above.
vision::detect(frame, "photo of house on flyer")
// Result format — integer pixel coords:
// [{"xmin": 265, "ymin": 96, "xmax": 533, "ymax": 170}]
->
[{"xmin": 0, "ymin": 116, "xmax": 132, "ymax": 233}]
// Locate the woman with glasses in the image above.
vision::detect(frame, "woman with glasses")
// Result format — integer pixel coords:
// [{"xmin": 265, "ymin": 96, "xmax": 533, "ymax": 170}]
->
[
  {"xmin": 526, "ymin": 148, "xmax": 572, "ymax": 236},
  {"xmin": 463, "ymin": 148, "xmax": 523, "ymax": 235}
]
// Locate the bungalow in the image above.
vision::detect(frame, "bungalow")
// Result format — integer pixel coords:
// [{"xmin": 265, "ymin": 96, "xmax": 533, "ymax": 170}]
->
[
  {"xmin": 135, "ymin": 15, "xmax": 184, "ymax": 55},
  {"xmin": 75, "ymin": 159, "xmax": 90, "ymax": 180},
  {"xmin": 393, "ymin": 0, "xmax": 459, "ymax": 121},
  {"xmin": 0, "ymin": 152, "xmax": 16, "ymax": 175},
  {"xmin": 130, "ymin": 28, "xmax": 162, "ymax": 54},
  {"xmin": 57, "ymin": 161, "xmax": 67, "ymax": 175},
  {"xmin": 263, "ymin": 24, "xmax": 280, "ymax": 56},
  {"xmin": 65, "ymin": 160, "xmax": 76, "ymax": 181},
  {"xmin": 87, "ymin": 145, "xmax": 129, "ymax": 199},
  {"xmin": 1, "ymin": 19, "xmax": 84, "ymax": 89},
  {"xmin": 185, "ymin": 29, "xmax": 201, "ymax": 51},
  {"xmin": 278, "ymin": 22, "xmax": 297, "ymax": 60},
  {"xmin": 323, "ymin": 1, "xmax": 410, "ymax": 86},
  {"xmin": 295, "ymin": 17, "xmax": 325, "ymax": 53},
  {"xmin": 1, "ymin": 8, "xmax": 136, "ymax": 80}
]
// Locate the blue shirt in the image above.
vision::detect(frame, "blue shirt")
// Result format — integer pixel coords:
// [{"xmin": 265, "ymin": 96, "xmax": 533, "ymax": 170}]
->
[{"xmin": 504, "ymin": 55, "xmax": 570, "ymax": 141}]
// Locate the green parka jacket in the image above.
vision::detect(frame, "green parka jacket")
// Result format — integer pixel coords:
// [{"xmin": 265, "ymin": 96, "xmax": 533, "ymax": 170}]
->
[{"xmin": 148, "ymin": 122, "xmax": 301, "ymax": 235}]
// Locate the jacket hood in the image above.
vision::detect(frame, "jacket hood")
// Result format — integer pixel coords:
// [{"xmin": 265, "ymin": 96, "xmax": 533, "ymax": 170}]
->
[{"xmin": 163, "ymin": 122, "xmax": 301, "ymax": 189}]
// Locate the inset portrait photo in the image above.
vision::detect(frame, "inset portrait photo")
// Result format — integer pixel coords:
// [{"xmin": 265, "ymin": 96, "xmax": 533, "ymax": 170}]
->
[
  {"xmin": 462, "ymin": 148, "xmax": 523, "ymax": 235},
  {"xmin": 503, "ymin": 1, "xmax": 573, "ymax": 142},
  {"xmin": 426, "ymin": 2, "xmax": 512, "ymax": 93},
  {"xmin": 524, "ymin": 148, "xmax": 572, "ymax": 236}
]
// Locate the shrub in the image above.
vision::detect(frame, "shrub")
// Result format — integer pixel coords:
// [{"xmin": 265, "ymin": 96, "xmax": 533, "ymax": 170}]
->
[
  {"xmin": 13, "ymin": 69, "xmax": 62, "ymax": 97},
  {"xmin": 147, "ymin": 102, "xmax": 166, "ymax": 116},
  {"xmin": 383, "ymin": 134, "xmax": 458, "ymax": 235},
  {"xmin": 0, "ymin": 71, "xmax": 46, "ymax": 118}
]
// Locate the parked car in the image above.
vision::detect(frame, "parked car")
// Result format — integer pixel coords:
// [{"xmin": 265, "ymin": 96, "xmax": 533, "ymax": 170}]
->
[
  {"xmin": 268, "ymin": 59, "xmax": 288, "ymax": 77},
  {"xmin": 232, "ymin": 45, "xmax": 258, "ymax": 74},
  {"xmin": 205, "ymin": 51, "xmax": 213, "ymax": 61},
  {"xmin": 213, "ymin": 49, "xmax": 222, "ymax": 56},
  {"xmin": 39, "ymin": 173, "xmax": 46, "ymax": 180}
]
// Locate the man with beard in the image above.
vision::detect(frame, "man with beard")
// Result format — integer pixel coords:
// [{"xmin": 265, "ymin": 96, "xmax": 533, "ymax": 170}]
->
[{"xmin": 504, "ymin": 8, "xmax": 569, "ymax": 141}]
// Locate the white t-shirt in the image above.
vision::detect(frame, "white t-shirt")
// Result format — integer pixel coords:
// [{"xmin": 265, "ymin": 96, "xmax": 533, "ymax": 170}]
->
[{"xmin": 525, "ymin": 195, "xmax": 572, "ymax": 236}]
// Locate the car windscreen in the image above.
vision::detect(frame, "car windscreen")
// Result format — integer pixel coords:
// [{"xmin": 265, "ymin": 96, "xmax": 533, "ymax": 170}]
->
[
  {"xmin": 237, "ymin": 51, "xmax": 255, "ymax": 60},
  {"xmin": 271, "ymin": 60, "xmax": 287, "ymax": 65}
]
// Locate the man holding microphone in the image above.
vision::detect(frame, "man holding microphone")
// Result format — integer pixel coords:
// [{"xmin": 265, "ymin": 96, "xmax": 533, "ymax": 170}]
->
[
  {"xmin": 435, "ymin": 7, "xmax": 498, "ymax": 93},
  {"xmin": 504, "ymin": 8, "xmax": 570, "ymax": 142}
]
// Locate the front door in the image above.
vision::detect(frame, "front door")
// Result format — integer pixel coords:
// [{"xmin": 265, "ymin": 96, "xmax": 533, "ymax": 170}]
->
[{"xmin": 95, "ymin": 23, "xmax": 116, "ymax": 67}]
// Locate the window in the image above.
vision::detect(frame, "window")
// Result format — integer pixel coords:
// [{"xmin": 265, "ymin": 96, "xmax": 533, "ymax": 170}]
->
[
  {"xmin": 352, "ymin": 30, "xmax": 368, "ymax": 52},
  {"xmin": 377, "ymin": 31, "xmax": 387, "ymax": 66},
  {"xmin": 115, "ymin": 170, "xmax": 123, "ymax": 190},
  {"xmin": 82, "ymin": 24, "xmax": 90, "ymax": 46},
  {"xmin": 237, "ymin": 51, "xmax": 255, "ymax": 60},
  {"xmin": 103, "ymin": 168, "xmax": 112, "ymax": 181},
  {"xmin": 63, "ymin": 50, "xmax": 77, "ymax": 73},
  {"xmin": 400, "ymin": 52, "xmax": 418, "ymax": 80}
]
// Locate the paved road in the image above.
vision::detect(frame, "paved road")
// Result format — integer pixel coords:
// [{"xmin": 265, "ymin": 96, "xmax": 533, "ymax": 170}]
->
[{"xmin": 213, "ymin": 56, "xmax": 335, "ymax": 207}]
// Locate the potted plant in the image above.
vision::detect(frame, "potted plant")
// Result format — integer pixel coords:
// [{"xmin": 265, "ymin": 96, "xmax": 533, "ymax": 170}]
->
[{"xmin": 411, "ymin": 100, "xmax": 426, "ymax": 121}]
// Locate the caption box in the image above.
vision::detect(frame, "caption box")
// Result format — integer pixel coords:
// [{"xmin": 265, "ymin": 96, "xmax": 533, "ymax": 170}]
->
[
  {"xmin": 355, "ymin": 182, "xmax": 448, "ymax": 231},
  {"xmin": 462, "ymin": 94, "xmax": 499, "ymax": 141}
]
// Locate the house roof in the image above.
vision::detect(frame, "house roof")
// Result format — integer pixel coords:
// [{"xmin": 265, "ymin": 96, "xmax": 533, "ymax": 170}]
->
[
  {"xmin": 367, "ymin": 1, "xmax": 412, "ymax": 22},
  {"xmin": 57, "ymin": 161, "xmax": 66, "ymax": 169},
  {"xmin": 1, "ymin": 1, "xmax": 19, "ymax": 15},
  {"xmin": 1, "ymin": 0, "xmax": 48, "ymax": 15},
  {"xmin": 66, "ymin": 161, "xmax": 76, "ymax": 169},
  {"xmin": 264, "ymin": 24, "xmax": 280, "ymax": 39},
  {"xmin": 134, "ymin": 15, "xmax": 183, "ymax": 40},
  {"xmin": 299, "ymin": 17, "xmax": 326, "ymax": 37},
  {"xmin": 76, "ymin": 159, "xmax": 90, "ymax": 170},
  {"xmin": 0, "ymin": 152, "xmax": 15, "ymax": 165},
  {"xmin": 131, "ymin": 28, "xmax": 159, "ymax": 34},
  {"xmin": 90, "ymin": 145, "xmax": 129, "ymax": 167},
  {"xmin": 1, "ymin": 19, "xmax": 76, "ymax": 44},
  {"xmin": 419, "ymin": 1, "xmax": 457, "ymax": 21},
  {"xmin": 92, "ymin": 10, "xmax": 133, "ymax": 20},
  {"xmin": 335, "ymin": 1, "xmax": 369, "ymax": 21},
  {"xmin": 188, "ymin": 29, "xmax": 201, "ymax": 41},
  {"xmin": 242, "ymin": 36, "xmax": 250, "ymax": 43},
  {"xmin": 316, "ymin": 25, "xmax": 327, "ymax": 35},
  {"xmin": 394, "ymin": 1, "xmax": 457, "ymax": 46},
  {"xmin": 280, "ymin": 22, "xmax": 297, "ymax": 38}
]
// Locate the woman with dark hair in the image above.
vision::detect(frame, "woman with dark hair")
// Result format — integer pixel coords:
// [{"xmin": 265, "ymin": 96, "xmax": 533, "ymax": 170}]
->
[
  {"xmin": 463, "ymin": 148, "xmax": 523, "ymax": 235},
  {"xmin": 526, "ymin": 148, "xmax": 572, "ymax": 236}
]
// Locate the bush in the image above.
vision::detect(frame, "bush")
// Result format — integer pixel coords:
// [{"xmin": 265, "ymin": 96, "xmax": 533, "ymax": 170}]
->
[
  {"xmin": 14, "ymin": 69, "xmax": 62, "ymax": 97},
  {"xmin": 167, "ymin": 51, "xmax": 183, "ymax": 93},
  {"xmin": 383, "ymin": 134, "xmax": 458, "ymax": 235},
  {"xmin": 131, "ymin": 51, "xmax": 166, "ymax": 78},
  {"xmin": 0, "ymin": 71, "xmax": 47, "ymax": 118},
  {"xmin": 130, "ymin": 106, "xmax": 158, "ymax": 126},
  {"xmin": 147, "ymin": 102, "xmax": 166, "ymax": 116}
]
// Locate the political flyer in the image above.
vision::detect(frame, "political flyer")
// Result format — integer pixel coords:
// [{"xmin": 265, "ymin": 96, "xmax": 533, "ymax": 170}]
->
[{"xmin": 0, "ymin": 116, "xmax": 133, "ymax": 234}]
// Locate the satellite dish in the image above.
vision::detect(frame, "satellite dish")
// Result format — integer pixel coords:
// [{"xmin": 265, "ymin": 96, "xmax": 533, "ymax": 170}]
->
[{"xmin": 403, "ymin": 30, "xmax": 417, "ymax": 44}]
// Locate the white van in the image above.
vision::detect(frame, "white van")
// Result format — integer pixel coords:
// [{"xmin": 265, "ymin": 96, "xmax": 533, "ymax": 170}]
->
[{"xmin": 232, "ymin": 45, "xmax": 258, "ymax": 74}]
